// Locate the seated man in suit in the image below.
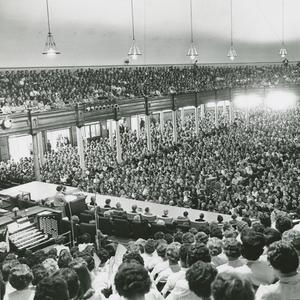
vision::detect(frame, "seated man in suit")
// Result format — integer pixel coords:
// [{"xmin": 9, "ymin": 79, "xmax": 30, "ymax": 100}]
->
[
  {"xmin": 175, "ymin": 211, "xmax": 191, "ymax": 226},
  {"xmin": 195, "ymin": 213, "xmax": 206, "ymax": 222}
]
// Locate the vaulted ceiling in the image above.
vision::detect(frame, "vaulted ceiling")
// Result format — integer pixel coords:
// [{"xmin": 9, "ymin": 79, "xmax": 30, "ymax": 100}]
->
[{"xmin": 0, "ymin": 0, "xmax": 300, "ymax": 67}]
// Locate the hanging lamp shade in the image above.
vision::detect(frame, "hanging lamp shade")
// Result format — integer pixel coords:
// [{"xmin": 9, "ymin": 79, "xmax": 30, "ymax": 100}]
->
[
  {"xmin": 42, "ymin": 32, "xmax": 60, "ymax": 55},
  {"xmin": 42, "ymin": 0, "xmax": 60, "ymax": 56},
  {"xmin": 128, "ymin": 39, "xmax": 142, "ymax": 60},
  {"xmin": 227, "ymin": 44, "xmax": 237, "ymax": 60},
  {"xmin": 279, "ymin": 0, "xmax": 287, "ymax": 58},
  {"xmin": 279, "ymin": 44, "xmax": 287, "ymax": 58},
  {"xmin": 228, "ymin": 0, "xmax": 237, "ymax": 60},
  {"xmin": 186, "ymin": 0, "xmax": 198, "ymax": 60},
  {"xmin": 187, "ymin": 43, "xmax": 198, "ymax": 60},
  {"xmin": 128, "ymin": 0, "xmax": 141, "ymax": 60}
]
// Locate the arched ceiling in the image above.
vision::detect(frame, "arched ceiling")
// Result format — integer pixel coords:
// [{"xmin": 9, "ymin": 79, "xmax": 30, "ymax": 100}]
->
[{"xmin": 0, "ymin": 0, "xmax": 300, "ymax": 67}]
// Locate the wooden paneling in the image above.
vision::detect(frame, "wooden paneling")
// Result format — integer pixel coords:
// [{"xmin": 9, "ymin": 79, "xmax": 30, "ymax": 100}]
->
[{"xmin": 0, "ymin": 84, "xmax": 300, "ymax": 137}]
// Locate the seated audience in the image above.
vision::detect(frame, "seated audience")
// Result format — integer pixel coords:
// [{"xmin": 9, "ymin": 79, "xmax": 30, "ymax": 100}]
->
[{"xmin": 256, "ymin": 241, "xmax": 300, "ymax": 300}]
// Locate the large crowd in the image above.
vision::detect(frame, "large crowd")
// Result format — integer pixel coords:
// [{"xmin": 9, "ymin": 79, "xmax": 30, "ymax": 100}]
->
[
  {"xmin": 0, "ymin": 203, "xmax": 300, "ymax": 300},
  {"xmin": 0, "ymin": 103, "xmax": 299, "ymax": 219},
  {"xmin": 1, "ymin": 64, "xmax": 300, "ymax": 113}
]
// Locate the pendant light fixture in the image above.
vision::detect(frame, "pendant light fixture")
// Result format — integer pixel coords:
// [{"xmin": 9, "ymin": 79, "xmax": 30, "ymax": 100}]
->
[
  {"xmin": 187, "ymin": 0, "xmax": 198, "ymax": 60},
  {"xmin": 128, "ymin": 0, "xmax": 141, "ymax": 60},
  {"xmin": 42, "ymin": 0, "xmax": 60, "ymax": 56},
  {"xmin": 279, "ymin": 0, "xmax": 287, "ymax": 58},
  {"xmin": 227, "ymin": 0, "xmax": 237, "ymax": 60}
]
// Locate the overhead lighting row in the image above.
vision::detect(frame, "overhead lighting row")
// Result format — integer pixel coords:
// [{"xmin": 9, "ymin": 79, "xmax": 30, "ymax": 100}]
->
[{"xmin": 43, "ymin": 0, "xmax": 288, "ymax": 61}]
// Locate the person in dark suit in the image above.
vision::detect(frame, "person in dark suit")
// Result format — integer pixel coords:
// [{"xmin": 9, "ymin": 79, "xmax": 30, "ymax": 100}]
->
[{"xmin": 195, "ymin": 213, "xmax": 206, "ymax": 222}]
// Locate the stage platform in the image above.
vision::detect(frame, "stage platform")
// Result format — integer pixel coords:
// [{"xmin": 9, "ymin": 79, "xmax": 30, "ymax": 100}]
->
[{"xmin": 1, "ymin": 181, "xmax": 231, "ymax": 222}]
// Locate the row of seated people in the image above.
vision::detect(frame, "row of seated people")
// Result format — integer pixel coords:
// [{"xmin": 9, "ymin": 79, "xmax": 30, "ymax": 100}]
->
[
  {"xmin": 1, "ymin": 63, "xmax": 300, "ymax": 114},
  {"xmin": 1, "ymin": 204, "xmax": 300, "ymax": 300}
]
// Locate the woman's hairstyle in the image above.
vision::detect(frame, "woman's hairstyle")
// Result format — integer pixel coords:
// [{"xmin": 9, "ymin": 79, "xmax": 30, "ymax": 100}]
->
[
  {"xmin": 211, "ymin": 273, "xmax": 254, "ymax": 300},
  {"xmin": 186, "ymin": 261, "xmax": 217, "ymax": 298},
  {"xmin": 54, "ymin": 268, "xmax": 80, "ymax": 299},
  {"xmin": 166, "ymin": 242, "xmax": 181, "ymax": 263},
  {"xmin": 68, "ymin": 258, "xmax": 91, "ymax": 295},
  {"xmin": 58, "ymin": 249, "xmax": 73, "ymax": 269},
  {"xmin": 122, "ymin": 252, "xmax": 144, "ymax": 266},
  {"xmin": 114, "ymin": 263, "xmax": 151, "ymax": 299},
  {"xmin": 223, "ymin": 238, "xmax": 242, "ymax": 259},
  {"xmin": 9, "ymin": 264, "xmax": 33, "ymax": 290},
  {"xmin": 31, "ymin": 264, "xmax": 49, "ymax": 286},
  {"xmin": 207, "ymin": 237, "xmax": 223, "ymax": 257},
  {"xmin": 187, "ymin": 243, "xmax": 211, "ymax": 266},
  {"xmin": 34, "ymin": 276, "xmax": 69, "ymax": 300},
  {"xmin": 267, "ymin": 241, "xmax": 299, "ymax": 274}
]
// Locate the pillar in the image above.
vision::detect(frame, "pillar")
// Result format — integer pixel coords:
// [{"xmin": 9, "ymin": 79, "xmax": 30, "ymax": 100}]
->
[
  {"xmin": 32, "ymin": 134, "xmax": 41, "ymax": 181},
  {"xmin": 145, "ymin": 115, "xmax": 152, "ymax": 152},
  {"xmin": 214, "ymin": 102, "xmax": 218, "ymax": 127},
  {"xmin": 195, "ymin": 106, "xmax": 199, "ymax": 135},
  {"xmin": 37, "ymin": 132, "xmax": 45, "ymax": 165},
  {"xmin": 125, "ymin": 117, "xmax": 132, "ymax": 131},
  {"xmin": 172, "ymin": 110, "xmax": 178, "ymax": 143},
  {"xmin": 200, "ymin": 104, "xmax": 205, "ymax": 119},
  {"xmin": 76, "ymin": 126, "xmax": 86, "ymax": 172},
  {"xmin": 160, "ymin": 112, "xmax": 164, "ymax": 133},
  {"xmin": 136, "ymin": 115, "xmax": 140, "ymax": 139},
  {"xmin": 108, "ymin": 119, "xmax": 113, "ymax": 147},
  {"xmin": 180, "ymin": 108, "xmax": 185, "ymax": 127},
  {"xmin": 223, "ymin": 101, "xmax": 227, "ymax": 115},
  {"xmin": 115, "ymin": 120, "xmax": 122, "ymax": 163}
]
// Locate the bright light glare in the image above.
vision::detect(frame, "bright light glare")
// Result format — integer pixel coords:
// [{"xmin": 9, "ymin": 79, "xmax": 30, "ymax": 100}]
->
[
  {"xmin": 265, "ymin": 91, "xmax": 297, "ymax": 110},
  {"xmin": 206, "ymin": 102, "xmax": 216, "ymax": 108},
  {"xmin": 234, "ymin": 95, "xmax": 263, "ymax": 109}
]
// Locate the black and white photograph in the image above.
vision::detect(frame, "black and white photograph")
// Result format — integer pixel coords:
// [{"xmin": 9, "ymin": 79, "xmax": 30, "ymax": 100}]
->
[{"xmin": 0, "ymin": 0, "xmax": 300, "ymax": 299}]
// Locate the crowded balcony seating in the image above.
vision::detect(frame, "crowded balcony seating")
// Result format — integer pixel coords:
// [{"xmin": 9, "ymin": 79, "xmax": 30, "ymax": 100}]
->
[{"xmin": 1, "ymin": 63, "xmax": 300, "ymax": 114}]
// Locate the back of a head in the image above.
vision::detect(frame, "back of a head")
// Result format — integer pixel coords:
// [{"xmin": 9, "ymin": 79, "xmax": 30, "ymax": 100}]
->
[
  {"xmin": 187, "ymin": 243, "xmax": 211, "ymax": 266},
  {"xmin": 223, "ymin": 238, "xmax": 242, "ymax": 260},
  {"xmin": 153, "ymin": 231, "xmax": 165, "ymax": 241},
  {"xmin": 31, "ymin": 264, "xmax": 49, "ymax": 286},
  {"xmin": 241, "ymin": 229, "xmax": 265, "ymax": 261},
  {"xmin": 9, "ymin": 264, "xmax": 33, "ymax": 290},
  {"xmin": 212, "ymin": 273, "xmax": 255, "ymax": 300},
  {"xmin": 55, "ymin": 268, "xmax": 80, "ymax": 299},
  {"xmin": 207, "ymin": 237, "xmax": 223, "ymax": 257},
  {"xmin": 2, "ymin": 259, "xmax": 20, "ymax": 282},
  {"xmin": 144, "ymin": 239, "xmax": 156, "ymax": 255},
  {"xmin": 179, "ymin": 244, "xmax": 190, "ymax": 267},
  {"xmin": 96, "ymin": 248, "xmax": 110, "ymax": 266},
  {"xmin": 264, "ymin": 228, "xmax": 281, "ymax": 247},
  {"xmin": 166, "ymin": 242, "xmax": 181, "ymax": 264},
  {"xmin": 58, "ymin": 250, "xmax": 73, "ymax": 269},
  {"xmin": 282, "ymin": 229, "xmax": 300, "ymax": 252},
  {"xmin": 114, "ymin": 263, "xmax": 151, "ymax": 299},
  {"xmin": 68, "ymin": 258, "xmax": 91, "ymax": 294},
  {"xmin": 122, "ymin": 251, "xmax": 144, "ymax": 266},
  {"xmin": 195, "ymin": 232, "xmax": 209, "ymax": 245},
  {"xmin": 78, "ymin": 253, "xmax": 95, "ymax": 272},
  {"xmin": 259, "ymin": 213, "xmax": 271, "ymax": 228},
  {"xmin": 275, "ymin": 216, "xmax": 293, "ymax": 234},
  {"xmin": 173, "ymin": 232, "xmax": 183, "ymax": 244},
  {"xmin": 267, "ymin": 241, "xmax": 299, "ymax": 274},
  {"xmin": 156, "ymin": 243, "xmax": 167, "ymax": 259},
  {"xmin": 186, "ymin": 261, "xmax": 217, "ymax": 299},
  {"xmin": 182, "ymin": 232, "xmax": 194, "ymax": 245},
  {"xmin": 34, "ymin": 276, "xmax": 69, "ymax": 300}
]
